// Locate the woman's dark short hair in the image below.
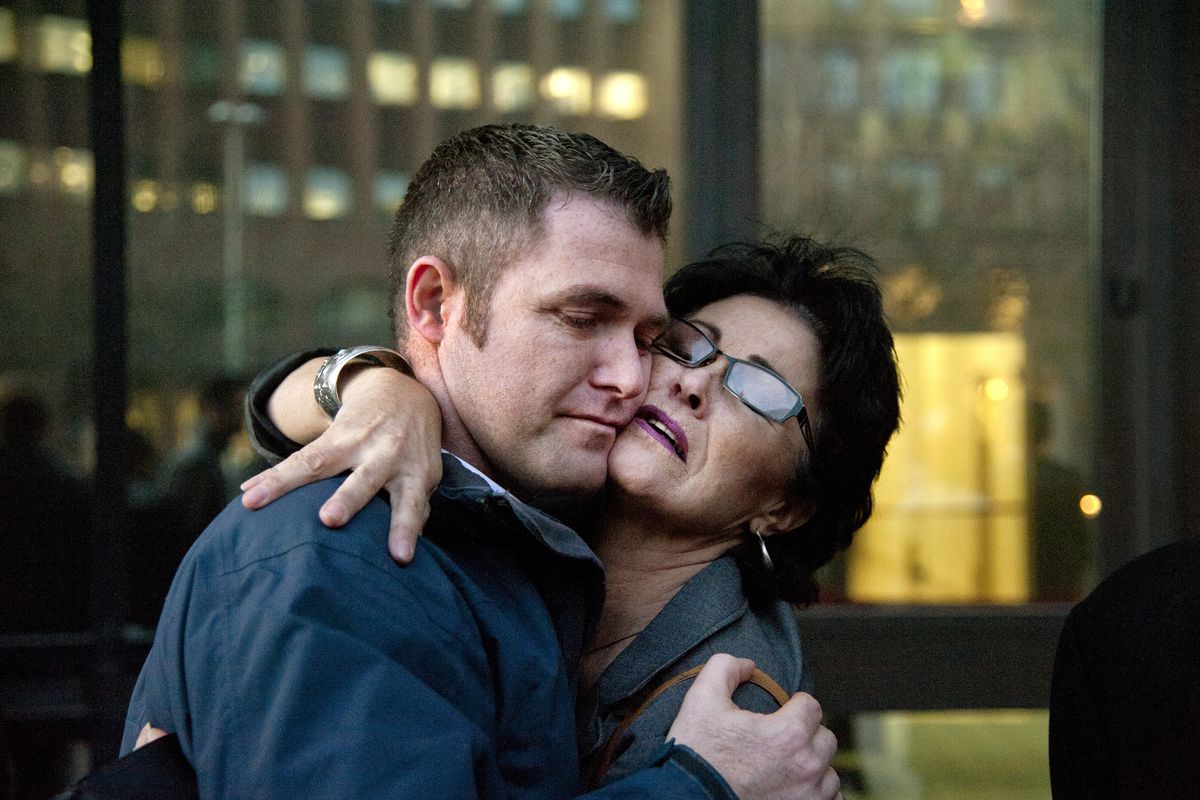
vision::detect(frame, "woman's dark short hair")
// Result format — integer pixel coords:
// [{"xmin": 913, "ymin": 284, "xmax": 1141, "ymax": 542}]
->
[{"xmin": 664, "ymin": 235, "xmax": 902, "ymax": 606}]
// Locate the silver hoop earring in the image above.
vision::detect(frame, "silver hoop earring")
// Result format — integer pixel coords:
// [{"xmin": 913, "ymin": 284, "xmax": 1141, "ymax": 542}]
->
[{"xmin": 753, "ymin": 530, "xmax": 774, "ymax": 573}]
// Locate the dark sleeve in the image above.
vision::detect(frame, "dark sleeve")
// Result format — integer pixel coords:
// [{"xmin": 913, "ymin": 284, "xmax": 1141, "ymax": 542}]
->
[
  {"xmin": 580, "ymin": 743, "xmax": 737, "ymax": 800},
  {"xmin": 243, "ymin": 348, "xmax": 336, "ymax": 463},
  {"xmin": 1048, "ymin": 603, "xmax": 1111, "ymax": 799},
  {"xmin": 55, "ymin": 735, "xmax": 197, "ymax": 800}
]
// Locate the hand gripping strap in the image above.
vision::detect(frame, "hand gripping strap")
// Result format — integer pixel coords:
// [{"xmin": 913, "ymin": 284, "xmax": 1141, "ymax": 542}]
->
[{"xmin": 588, "ymin": 665, "xmax": 790, "ymax": 789}]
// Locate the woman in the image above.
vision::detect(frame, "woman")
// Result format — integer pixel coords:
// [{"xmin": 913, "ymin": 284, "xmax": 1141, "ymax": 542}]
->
[{"xmin": 243, "ymin": 234, "xmax": 901, "ymax": 784}]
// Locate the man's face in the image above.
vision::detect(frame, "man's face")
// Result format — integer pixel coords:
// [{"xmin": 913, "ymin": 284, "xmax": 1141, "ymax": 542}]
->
[{"xmin": 438, "ymin": 195, "xmax": 667, "ymax": 497}]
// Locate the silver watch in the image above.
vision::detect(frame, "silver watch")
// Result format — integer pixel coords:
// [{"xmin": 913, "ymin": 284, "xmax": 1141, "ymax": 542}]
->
[{"xmin": 314, "ymin": 345, "xmax": 411, "ymax": 419}]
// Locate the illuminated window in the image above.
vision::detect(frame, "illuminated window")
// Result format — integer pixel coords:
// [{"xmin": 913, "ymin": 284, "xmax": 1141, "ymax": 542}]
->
[
  {"xmin": 431, "ymin": 0, "xmax": 471, "ymax": 8},
  {"xmin": 304, "ymin": 46, "xmax": 350, "ymax": 99},
  {"xmin": 551, "ymin": 0, "xmax": 585, "ymax": 19},
  {"xmin": 131, "ymin": 179, "xmax": 160, "ymax": 213},
  {"xmin": 304, "ymin": 167, "xmax": 352, "ymax": 220},
  {"xmin": 492, "ymin": 62, "xmax": 535, "ymax": 113},
  {"xmin": 493, "ymin": 0, "xmax": 527, "ymax": 14},
  {"xmin": 184, "ymin": 40, "xmax": 220, "ymax": 87},
  {"xmin": 241, "ymin": 40, "xmax": 287, "ymax": 96},
  {"xmin": 243, "ymin": 163, "xmax": 288, "ymax": 217},
  {"xmin": 0, "ymin": 9, "xmax": 17, "ymax": 63},
  {"xmin": 368, "ymin": 52, "xmax": 419, "ymax": 106},
  {"xmin": 605, "ymin": 0, "xmax": 640, "ymax": 23},
  {"xmin": 123, "ymin": 37, "xmax": 165, "ymax": 87},
  {"xmin": 429, "ymin": 58, "xmax": 480, "ymax": 110},
  {"xmin": 0, "ymin": 140, "xmax": 26, "ymax": 195},
  {"xmin": 888, "ymin": 0, "xmax": 939, "ymax": 15},
  {"xmin": 597, "ymin": 71, "xmax": 647, "ymax": 120},
  {"xmin": 53, "ymin": 146, "xmax": 93, "ymax": 198},
  {"xmin": 883, "ymin": 48, "xmax": 941, "ymax": 115},
  {"xmin": 540, "ymin": 67, "xmax": 591, "ymax": 116},
  {"xmin": 191, "ymin": 181, "xmax": 219, "ymax": 214},
  {"xmin": 887, "ymin": 159, "xmax": 942, "ymax": 228},
  {"xmin": 37, "ymin": 16, "xmax": 92, "ymax": 75},
  {"xmin": 822, "ymin": 49, "xmax": 859, "ymax": 112},
  {"xmin": 965, "ymin": 54, "xmax": 1003, "ymax": 120},
  {"xmin": 375, "ymin": 171, "xmax": 409, "ymax": 213}
]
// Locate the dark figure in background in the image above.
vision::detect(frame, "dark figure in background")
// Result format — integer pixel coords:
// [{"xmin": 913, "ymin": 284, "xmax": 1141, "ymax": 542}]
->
[
  {"xmin": 0, "ymin": 390, "xmax": 89, "ymax": 632},
  {"xmin": 156, "ymin": 377, "xmax": 244, "ymax": 538},
  {"xmin": 1028, "ymin": 401, "xmax": 1089, "ymax": 600},
  {"xmin": 1049, "ymin": 536, "xmax": 1200, "ymax": 798}
]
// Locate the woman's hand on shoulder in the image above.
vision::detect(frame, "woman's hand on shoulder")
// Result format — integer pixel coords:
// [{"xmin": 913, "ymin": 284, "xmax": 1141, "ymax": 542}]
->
[{"xmin": 241, "ymin": 366, "xmax": 443, "ymax": 564}]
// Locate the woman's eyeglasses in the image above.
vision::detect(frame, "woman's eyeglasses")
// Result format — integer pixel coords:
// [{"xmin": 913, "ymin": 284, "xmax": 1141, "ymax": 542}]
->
[{"xmin": 650, "ymin": 317, "xmax": 809, "ymax": 427}]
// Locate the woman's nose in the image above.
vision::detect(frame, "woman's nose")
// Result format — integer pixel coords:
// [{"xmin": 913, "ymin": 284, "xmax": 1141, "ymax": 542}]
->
[{"xmin": 670, "ymin": 357, "xmax": 724, "ymax": 416}]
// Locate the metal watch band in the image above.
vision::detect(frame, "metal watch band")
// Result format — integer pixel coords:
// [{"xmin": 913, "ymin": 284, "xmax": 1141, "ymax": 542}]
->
[{"xmin": 313, "ymin": 345, "xmax": 410, "ymax": 419}]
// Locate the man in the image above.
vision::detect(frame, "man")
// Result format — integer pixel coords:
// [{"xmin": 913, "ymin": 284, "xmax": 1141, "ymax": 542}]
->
[{"xmin": 122, "ymin": 125, "xmax": 839, "ymax": 799}]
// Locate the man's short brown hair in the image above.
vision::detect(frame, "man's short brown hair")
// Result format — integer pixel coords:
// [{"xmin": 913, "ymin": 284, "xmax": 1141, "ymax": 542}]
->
[{"xmin": 387, "ymin": 124, "xmax": 672, "ymax": 345}]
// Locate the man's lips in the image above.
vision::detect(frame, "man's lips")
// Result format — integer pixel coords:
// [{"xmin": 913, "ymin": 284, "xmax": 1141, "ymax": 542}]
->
[
  {"xmin": 634, "ymin": 404, "xmax": 688, "ymax": 461},
  {"xmin": 563, "ymin": 414, "xmax": 627, "ymax": 431}
]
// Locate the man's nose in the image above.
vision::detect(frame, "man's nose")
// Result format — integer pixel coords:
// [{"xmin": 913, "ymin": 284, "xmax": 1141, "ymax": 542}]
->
[{"xmin": 592, "ymin": 334, "xmax": 650, "ymax": 400}]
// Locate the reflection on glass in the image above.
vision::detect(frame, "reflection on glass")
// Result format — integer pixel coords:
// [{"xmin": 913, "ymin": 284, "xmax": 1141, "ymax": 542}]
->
[
  {"xmin": 374, "ymin": 171, "xmax": 409, "ymax": 214},
  {"xmin": 36, "ymin": 15, "xmax": 91, "ymax": 75},
  {"xmin": 0, "ymin": 140, "xmax": 26, "ymax": 194},
  {"xmin": 429, "ymin": 57, "xmax": 480, "ymax": 109},
  {"xmin": 304, "ymin": 46, "xmax": 350, "ymax": 100},
  {"xmin": 492, "ymin": 62, "xmax": 535, "ymax": 113},
  {"xmin": 241, "ymin": 39, "xmax": 287, "ymax": 96},
  {"xmin": 597, "ymin": 71, "xmax": 647, "ymax": 120},
  {"xmin": 369, "ymin": 51, "xmax": 419, "ymax": 106},
  {"xmin": 540, "ymin": 67, "xmax": 591, "ymax": 116},
  {"xmin": 243, "ymin": 162, "xmax": 288, "ymax": 217},
  {"xmin": 304, "ymin": 167, "xmax": 352, "ymax": 220},
  {"xmin": 123, "ymin": 36, "xmax": 165, "ymax": 87}
]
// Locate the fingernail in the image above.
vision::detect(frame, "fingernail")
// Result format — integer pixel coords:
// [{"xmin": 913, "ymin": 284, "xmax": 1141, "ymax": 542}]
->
[
  {"xmin": 323, "ymin": 502, "xmax": 346, "ymax": 527},
  {"xmin": 240, "ymin": 474, "xmax": 263, "ymax": 491},
  {"xmin": 243, "ymin": 485, "xmax": 268, "ymax": 507}
]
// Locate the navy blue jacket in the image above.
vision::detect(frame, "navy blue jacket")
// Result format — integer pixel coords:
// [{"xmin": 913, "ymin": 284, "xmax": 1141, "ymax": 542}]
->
[{"xmin": 121, "ymin": 456, "xmax": 734, "ymax": 799}]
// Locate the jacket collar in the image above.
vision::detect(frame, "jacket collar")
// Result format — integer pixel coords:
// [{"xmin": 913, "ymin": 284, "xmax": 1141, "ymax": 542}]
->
[{"xmin": 596, "ymin": 556, "xmax": 748, "ymax": 708}]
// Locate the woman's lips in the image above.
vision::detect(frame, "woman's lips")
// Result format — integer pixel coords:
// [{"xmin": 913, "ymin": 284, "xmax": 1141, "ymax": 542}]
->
[{"xmin": 634, "ymin": 404, "xmax": 689, "ymax": 461}]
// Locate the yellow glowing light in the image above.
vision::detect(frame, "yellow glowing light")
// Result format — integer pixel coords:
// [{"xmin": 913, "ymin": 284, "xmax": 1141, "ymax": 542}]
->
[
  {"xmin": 1079, "ymin": 494, "xmax": 1102, "ymax": 518},
  {"xmin": 540, "ymin": 67, "xmax": 591, "ymax": 116},
  {"xmin": 0, "ymin": 9, "xmax": 18, "ymax": 63},
  {"xmin": 429, "ymin": 58, "xmax": 480, "ymax": 110},
  {"xmin": 122, "ymin": 36, "xmax": 166, "ymax": 86},
  {"xmin": 983, "ymin": 377, "xmax": 1009, "ymax": 402},
  {"xmin": 598, "ymin": 71, "xmax": 647, "ymax": 120},
  {"xmin": 191, "ymin": 182, "xmax": 218, "ymax": 214},
  {"xmin": 131, "ymin": 179, "xmax": 159, "ymax": 212},
  {"xmin": 38, "ymin": 16, "xmax": 92, "ymax": 74},
  {"xmin": 959, "ymin": 0, "xmax": 988, "ymax": 25},
  {"xmin": 492, "ymin": 63, "xmax": 535, "ymax": 113},
  {"xmin": 368, "ymin": 52, "xmax": 419, "ymax": 106}
]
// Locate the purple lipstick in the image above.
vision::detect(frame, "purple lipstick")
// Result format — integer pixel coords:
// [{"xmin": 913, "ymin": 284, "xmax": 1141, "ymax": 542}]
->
[{"xmin": 634, "ymin": 404, "xmax": 689, "ymax": 461}]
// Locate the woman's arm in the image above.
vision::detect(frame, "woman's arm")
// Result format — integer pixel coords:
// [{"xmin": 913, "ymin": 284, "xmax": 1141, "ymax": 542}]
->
[{"xmin": 241, "ymin": 350, "xmax": 443, "ymax": 563}]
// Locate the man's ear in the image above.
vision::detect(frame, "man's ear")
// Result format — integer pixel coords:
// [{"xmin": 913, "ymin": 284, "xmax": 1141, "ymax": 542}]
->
[
  {"xmin": 406, "ymin": 256, "xmax": 459, "ymax": 344},
  {"xmin": 749, "ymin": 495, "xmax": 815, "ymax": 539}
]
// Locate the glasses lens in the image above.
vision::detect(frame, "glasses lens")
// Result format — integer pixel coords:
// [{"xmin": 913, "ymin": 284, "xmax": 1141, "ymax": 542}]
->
[
  {"xmin": 725, "ymin": 360, "xmax": 801, "ymax": 422},
  {"xmin": 654, "ymin": 319, "xmax": 715, "ymax": 366}
]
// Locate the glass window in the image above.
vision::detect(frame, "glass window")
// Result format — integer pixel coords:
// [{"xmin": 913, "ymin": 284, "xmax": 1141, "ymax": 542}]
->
[
  {"xmin": 822, "ymin": 49, "xmax": 858, "ymax": 112},
  {"xmin": 374, "ymin": 170, "xmax": 409, "ymax": 214},
  {"xmin": 36, "ymin": 15, "xmax": 92, "ymax": 75},
  {"xmin": 540, "ymin": 66, "xmax": 591, "ymax": 116},
  {"xmin": 241, "ymin": 39, "xmax": 287, "ymax": 96},
  {"xmin": 493, "ymin": 0, "xmax": 527, "ymax": 15},
  {"xmin": 304, "ymin": 166, "xmax": 352, "ymax": 220},
  {"xmin": 882, "ymin": 48, "xmax": 941, "ymax": 116},
  {"xmin": 429, "ymin": 57, "xmax": 480, "ymax": 110},
  {"xmin": 597, "ymin": 71, "xmax": 647, "ymax": 120},
  {"xmin": 431, "ymin": 0, "xmax": 472, "ymax": 8},
  {"xmin": 243, "ymin": 162, "xmax": 288, "ymax": 216},
  {"xmin": 304, "ymin": 46, "xmax": 350, "ymax": 99},
  {"xmin": 0, "ymin": 139, "xmax": 27, "ymax": 194},
  {"xmin": 122, "ymin": 36, "xmax": 166, "ymax": 87},
  {"xmin": 368, "ymin": 51, "xmax": 419, "ymax": 105},
  {"xmin": 184, "ymin": 39, "xmax": 221, "ymax": 87},
  {"xmin": 605, "ymin": 0, "xmax": 640, "ymax": 23},
  {"xmin": 53, "ymin": 146, "xmax": 93, "ymax": 199},
  {"xmin": 492, "ymin": 62, "xmax": 535, "ymax": 113},
  {"xmin": 0, "ymin": 8, "xmax": 17, "ymax": 63},
  {"xmin": 551, "ymin": 0, "xmax": 585, "ymax": 20}
]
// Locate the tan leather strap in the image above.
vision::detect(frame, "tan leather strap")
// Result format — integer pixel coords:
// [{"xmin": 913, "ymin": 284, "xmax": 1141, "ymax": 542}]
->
[{"xmin": 587, "ymin": 665, "xmax": 790, "ymax": 788}]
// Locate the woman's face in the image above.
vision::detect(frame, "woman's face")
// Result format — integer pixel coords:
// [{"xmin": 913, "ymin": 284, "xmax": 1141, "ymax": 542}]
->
[{"xmin": 607, "ymin": 294, "xmax": 820, "ymax": 536}]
